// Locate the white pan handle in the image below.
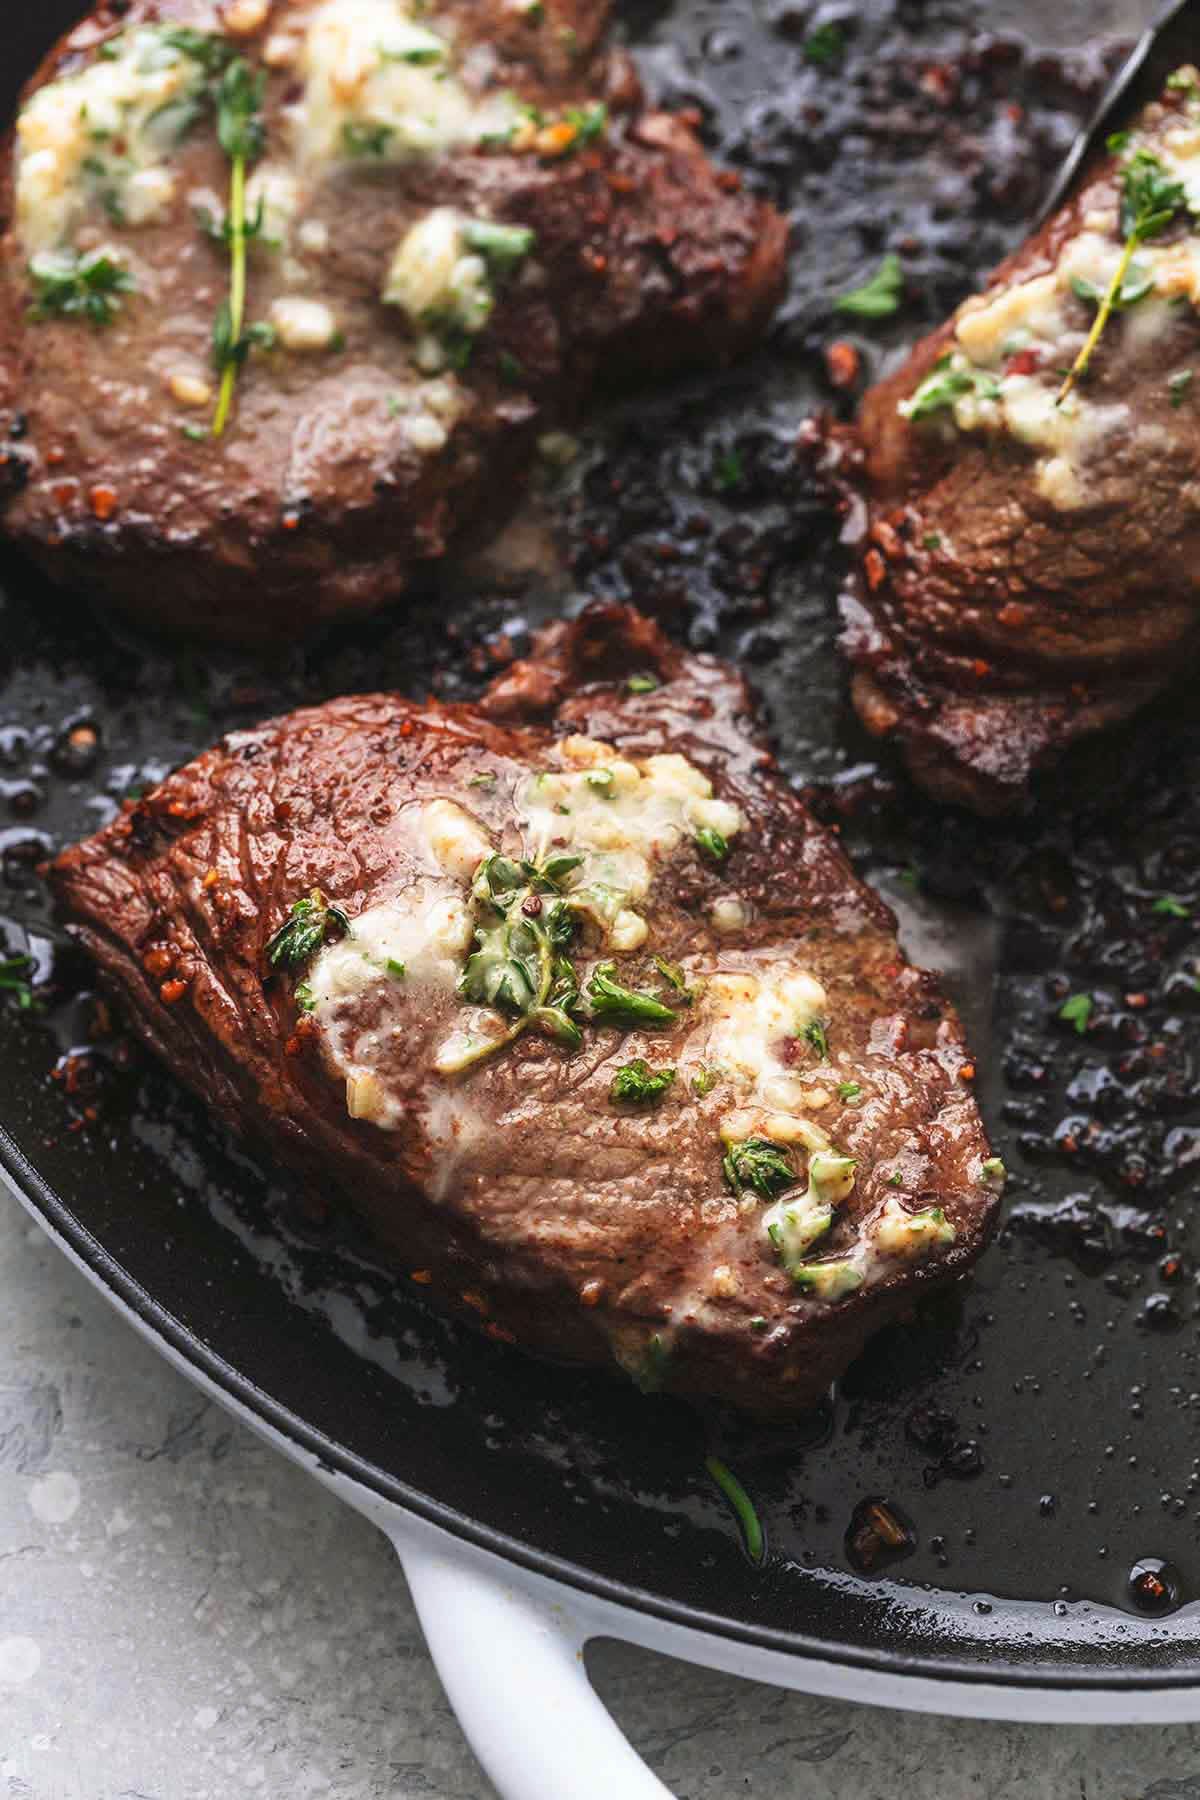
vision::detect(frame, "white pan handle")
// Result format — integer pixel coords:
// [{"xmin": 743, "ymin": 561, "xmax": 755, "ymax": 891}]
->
[{"xmin": 391, "ymin": 1533, "xmax": 675, "ymax": 1800}]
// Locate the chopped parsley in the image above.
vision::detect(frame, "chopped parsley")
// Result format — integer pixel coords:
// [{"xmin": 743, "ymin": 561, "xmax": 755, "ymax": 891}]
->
[
  {"xmin": 705, "ymin": 1455, "xmax": 764, "ymax": 1563},
  {"xmin": 626, "ymin": 673, "xmax": 659, "ymax": 694},
  {"xmin": 714, "ymin": 448, "xmax": 743, "ymax": 490},
  {"xmin": 631, "ymin": 1332, "xmax": 669, "ymax": 1394},
  {"xmin": 28, "ymin": 249, "xmax": 133, "ymax": 327},
  {"xmin": 804, "ymin": 23, "xmax": 845, "ymax": 65},
  {"xmin": 835, "ymin": 252, "xmax": 904, "ymax": 320},
  {"xmin": 653, "ymin": 955, "xmax": 695, "ymax": 1002},
  {"xmin": 691, "ymin": 1065, "xmax": 721, "ymax": 1097},
  {"xmin": 0, "ymin": 953, "xmax": 37, "ymax": 1011},
  {"xmin": 802, "ymin": 1018, "xmax": 829, "ymax": 1060},
  {"xmin": 377, "ymin": 39, "xmax": 445, "ymax": 66},
  {"xmin": 587, "ymin": 963, "xmax": 677, "ymax": 1026},
  {"xmin": 266, "ymin": 890, "xmax": 351, "ymax": 970},
  {"xmin": 722, "ymin": 1136, "xmax": 794, "ymax": 1201},
  {"xmin": 342, "ymin": 121, "xmax": 395, "ymax": 157},
  {"xmin": 610, "ymin": 1059, "xmax": 676, "ymax": 1104},
  {"xmin": 1059, "ymin": 992, "xmax": 1093, "ymax": 1034},
  {"xmin": 564, "ymin": 101, "xmax": 607, "ymax": 147},
  {"xmin": 694, "ymin": 826, "xmax": 729, "ymax": 863},
  {"xmin": 836, "ymin": 1080, "xmax": 862, "ymax": 1102},
  {"xmin": 462, "ymin": 219, "xmax": 537, "ymax": 273},
  {"xmin": 386, "ymin": 958, "xmax": 407, "ymax": 979},
  {"xmin": 1170, "ymin": 369, "xmax": 1195, "ymax": 408},
  {"xmin": 923, "ymin": 532, "xmax": 942, "ymax": 549},
  {"xmin": 294, "ymin": 981, "xmax": 316, "ymax": 1014},
  {"xmin": 1059, "ymin": 149, "xmax": 1189, "ymax": 403},
  {"xmin": 904, "ymin": 355, "xmax": 1001, "ymax": 421},
  {"xmin": 1152, "ymin": 894, "xmax": 1191, "ymax": 918}
]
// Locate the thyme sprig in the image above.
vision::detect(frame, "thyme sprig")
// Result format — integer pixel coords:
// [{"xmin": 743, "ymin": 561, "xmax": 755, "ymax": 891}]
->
[
  {"xmin": 1058, "ymin": 148, "xmax": 1189, "ymax": 404},
  {"xmin": 211, "ymin": 58, "xmax": 268, "ymax": 437},
  {"xmin": 455, "ymin": 853, "xmax": 586, "ymax": 1068}
]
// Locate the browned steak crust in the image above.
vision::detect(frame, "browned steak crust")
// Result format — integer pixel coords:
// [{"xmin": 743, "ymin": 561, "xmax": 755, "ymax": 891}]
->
[
  {"xmin": 845, "ymin": 76, "xmax": 1200, "ymax": 814},
  {"xmin": 50, "ymin": 604, "xmax": 1000, "ymax": 1416},
  {"xmin": 0, "ymin": 1, "xmax": 786, "ymax": 644}
]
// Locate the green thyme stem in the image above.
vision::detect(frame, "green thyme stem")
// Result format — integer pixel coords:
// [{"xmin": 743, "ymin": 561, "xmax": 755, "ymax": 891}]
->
[
  {"xmin": 705, "ymin": 1455, "xmax": 764, "ymax": 1563},
  {"xmin": 1057, "ymin": 230, "xmax": 1138, "ymax": 406},
  {"xmin": 212, "ymin": 152, "xmax": 247, "ymax": 437}
]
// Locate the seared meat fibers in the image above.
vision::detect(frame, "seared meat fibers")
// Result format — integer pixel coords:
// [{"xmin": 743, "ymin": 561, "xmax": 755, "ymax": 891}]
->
[
  {"xmin": 51, "ymin": 605, "xmax": 1000, "ymax": 1415},
  {"xmin": 847, "ymin": 74, "xmax": 1200, "ymax": 814},
  {"xmin": 0, "ymin": 1, "xmax": 785, "ymax": 644}
]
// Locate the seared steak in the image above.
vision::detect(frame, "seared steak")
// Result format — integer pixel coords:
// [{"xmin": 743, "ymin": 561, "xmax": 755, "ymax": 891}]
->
[
  {"xmin": 50, "ymin": 604, "xmax": 1000, "ymax": 1416},
  {"xmin": 0, "ymin": 0, "xmax": 785, "ymax": 645},
  {"xmin": 845, "ymin": 71, "xmax": 1200, "ymax": 814}
]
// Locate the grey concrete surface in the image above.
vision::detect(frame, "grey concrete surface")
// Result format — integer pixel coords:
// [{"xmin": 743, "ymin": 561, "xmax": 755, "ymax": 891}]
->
[{"xmin": 2, "ymin": 1181, "xmax": 1200, "ymax": 1800}]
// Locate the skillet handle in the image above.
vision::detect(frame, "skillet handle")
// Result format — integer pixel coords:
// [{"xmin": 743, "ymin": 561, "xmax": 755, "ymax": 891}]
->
[{"xmin": 391, "ymin": 1533, "xmax": 676, "ymax": 1800}]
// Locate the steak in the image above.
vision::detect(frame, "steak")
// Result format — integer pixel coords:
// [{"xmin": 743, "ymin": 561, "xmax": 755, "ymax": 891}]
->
[
  {"xmin": 50, "ymin": 603, "xmax": 1001, "ymax": 1416},
  {"xmin": 844, "ymin": 71, "xmax": 1200, "ymax": 814},
  {"xmin": 0, "ymin": 0, "xmax": 785, "ymax": 645}
]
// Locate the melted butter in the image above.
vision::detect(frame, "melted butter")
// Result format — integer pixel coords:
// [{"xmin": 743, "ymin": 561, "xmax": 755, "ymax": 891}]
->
[
  {"xmin": 15, "ymin": 26, "xmax": 198, "ymax": 252},
  {"xmin": 702, "ymin": 968, "xmax": 826, "ymax": 1090},
  {"xmin": 294, "ymin": 0, "xmax": 516, "ymax": 166},
  {"xmin": 519, "ymin": 737, "xmax": 745, "ymax": 942}
]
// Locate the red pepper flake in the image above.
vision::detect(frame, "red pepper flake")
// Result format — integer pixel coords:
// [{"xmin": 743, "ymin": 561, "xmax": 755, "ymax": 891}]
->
[
  {"xmin": 51, "ymin": 481, "xmax": 77, "ymax": 507},
  {"xmin": 716, "ymin": 170, "xmax": 742, "ymax": 192},
  {"xmin": 46, "ymin": 446, "xmax": 66, "ymax": 467},
  {"xmin": 461, "ymin": 1289, "xmax": 490, "ymax": 1315},
  {"xmin": 972, "ymin": 659, "xmax": 992, "ymax": 679},
  {"xmin": 159, "ymin": 977, "xmax": 188, "ymax": 1005},
  {"xmin": 870, "ymin": 518, "xmax": 901, "ymax": 558},
  {"xmin": 1004, "ymin": 348, "xmax": 1042, "ymax": 377},
  {"xmin": 1125, "ymin": 992, "xmax": 1149, "ymax": 1009},
  {"xmin": 203, "ymin": 868, "xmax": 220, "ymax": 889},
  {"xmin": 485, "ymin": 1321, "xmax": 517, "ymax": 1344},
  {"xmin": 959, "ymin": 1062, "xmax": 976, "ymax": 1081},
  {"xmin": 864, "ymin": 547, "xmax": 886, "ymax": 591},
  {"xmin": 998, "ymin": 602, "xmax": 1030, "ymax": 629},
  {"xmin": 410, "ymin": 1269, "xmax": 433, "ymax": 1285},
  {"xmin": 281, "ymin": 509, "xmax": 301, "ymax": 531},
  {"xmin": 825, "ymin": 340, "xmax": 860, "ymax": 390},
  {"xmin": 89, "ymin": 484, "xmax": 119, "ymax": 522}
]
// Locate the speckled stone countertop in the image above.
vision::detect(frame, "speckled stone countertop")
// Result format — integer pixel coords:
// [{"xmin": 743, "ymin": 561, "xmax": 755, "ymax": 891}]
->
[{"xmin": 2, "ymin": 1181, "xmax": 1200, "ymax": 1800}]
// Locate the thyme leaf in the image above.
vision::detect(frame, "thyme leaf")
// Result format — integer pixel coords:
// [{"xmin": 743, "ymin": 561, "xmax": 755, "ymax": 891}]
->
[
  {"xmin": 835, "ymin": 251, "xmax": 904, "ymax": 319},
  {"xmin": 266, "ymin": 890, "xmax": 351, "ymax": 970},
  {"xmin": 28, "ymin": 249, "xmax": 133, "ymax": 327},
  {"xmin": 587, "ymin": 963, "xmax": 677, "ymax": 1026}
]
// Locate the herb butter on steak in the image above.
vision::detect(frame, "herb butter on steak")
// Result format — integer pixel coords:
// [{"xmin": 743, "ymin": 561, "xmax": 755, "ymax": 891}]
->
[
  {"xmin": 0, "ymin": 0, "xmax": 785, "ymax": 643},
  {"xmin": 50, "ymin": 606, "xmax": 1002, "ymax": 1415},
  {"xmin": 845, "ymin": 71, "xmax": 1200, "ymax": 813}
]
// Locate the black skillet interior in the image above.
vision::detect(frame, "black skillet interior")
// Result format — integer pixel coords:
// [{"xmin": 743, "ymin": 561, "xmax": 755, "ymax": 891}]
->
[{"xmin": 5, "ymin": 0, "xmax": 1200, "ymax": 1688}]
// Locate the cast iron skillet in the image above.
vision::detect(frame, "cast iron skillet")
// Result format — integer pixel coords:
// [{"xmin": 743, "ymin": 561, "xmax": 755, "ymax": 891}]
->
[{"xmin": 3, "ymin": 0, "xmax": 1200, "ymax": 1744}]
